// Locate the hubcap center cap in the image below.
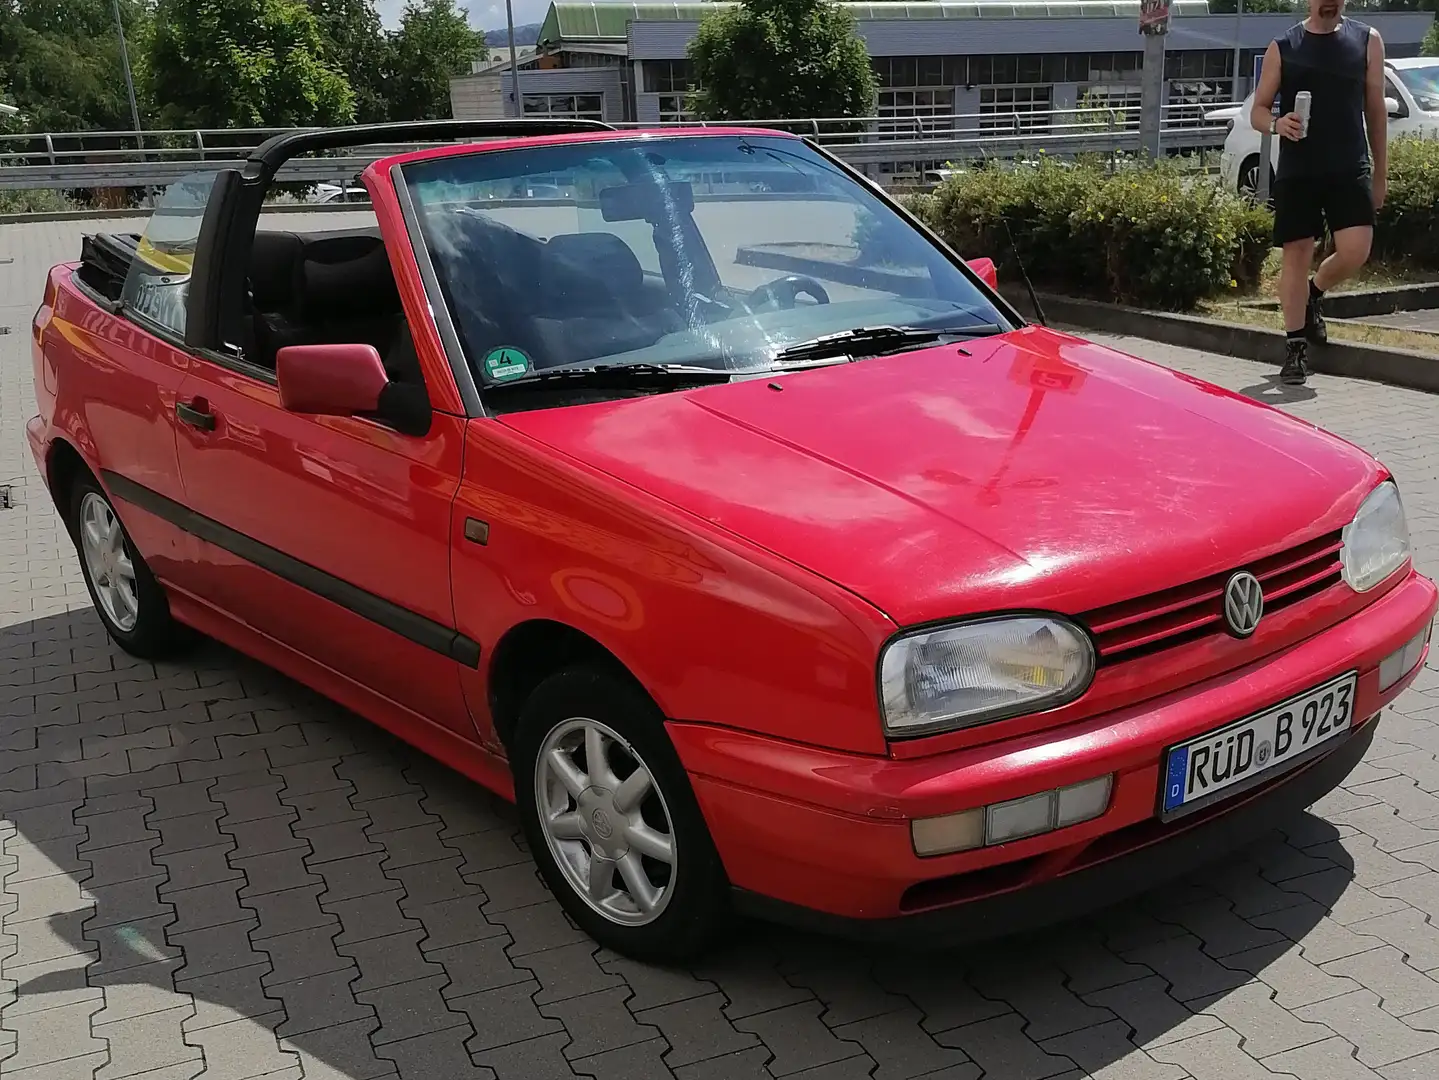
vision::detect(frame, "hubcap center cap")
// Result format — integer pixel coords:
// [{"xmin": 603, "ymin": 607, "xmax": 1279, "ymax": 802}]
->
[{"xmin": 576, "ymin": 788, "xmax": 628, "ymax": 859}]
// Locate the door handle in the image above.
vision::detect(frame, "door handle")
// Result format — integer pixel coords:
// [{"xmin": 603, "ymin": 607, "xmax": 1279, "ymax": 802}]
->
[{"xmin": 176, "ymin": 401, "xmax": 216, "ymax": 432}]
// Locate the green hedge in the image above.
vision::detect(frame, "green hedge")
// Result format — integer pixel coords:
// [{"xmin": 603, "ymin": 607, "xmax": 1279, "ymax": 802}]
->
[
  {"xmin": 911, "ymin": 156, "xmax": 1272, "ymax": 311},
  {"xmin": 1375, "ymin": 136, "xmax": 1439, "ymax": 269}
]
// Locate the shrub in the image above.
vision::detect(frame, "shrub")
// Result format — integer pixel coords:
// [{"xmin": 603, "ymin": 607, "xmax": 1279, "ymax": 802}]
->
[
  {"xmin": 1375, "ymin": 135, "xmax": 1439, "ymax": 269},
  {"xmin": 926, "ymin": 156, "xmax": 1274, "ymax": 311},
  {"xmin": 0, "ymin": 188, "xmax": 73, "ymax": 215}
]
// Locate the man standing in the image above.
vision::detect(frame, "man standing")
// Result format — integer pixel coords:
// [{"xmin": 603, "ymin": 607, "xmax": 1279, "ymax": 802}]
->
[{"xmin": 1250, "ymin": 0, "xmax": 1388, "ymax": 385}]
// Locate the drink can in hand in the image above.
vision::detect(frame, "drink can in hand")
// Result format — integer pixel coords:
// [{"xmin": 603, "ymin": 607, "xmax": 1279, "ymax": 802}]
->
[{"xmin": 1295, "ymin": 90, "xmax": 1312, "ymax": 137}]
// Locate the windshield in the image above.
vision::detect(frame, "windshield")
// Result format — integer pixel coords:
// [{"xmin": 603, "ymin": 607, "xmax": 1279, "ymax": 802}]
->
[
  {"xmin": 1395, "ymin": 64, "xmax": 1439, "ymax": 112},
  {"xmin": 400, "ymin": 135, "xmax": 1012, "ymax": 396}
]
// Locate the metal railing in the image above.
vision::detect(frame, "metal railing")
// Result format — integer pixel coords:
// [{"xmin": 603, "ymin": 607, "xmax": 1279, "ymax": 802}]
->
[{"xmin": 0, "ymin": 102, "xmax": 1238, "ymax": 192}]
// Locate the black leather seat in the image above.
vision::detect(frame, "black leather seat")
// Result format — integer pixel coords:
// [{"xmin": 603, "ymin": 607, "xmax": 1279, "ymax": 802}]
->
[{"xmin": 527, "ymin": 232, "xmax": 684, "ymax": 367}]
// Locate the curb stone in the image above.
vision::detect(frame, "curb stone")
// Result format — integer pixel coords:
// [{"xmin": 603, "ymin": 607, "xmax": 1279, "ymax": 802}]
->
[{"xmin": 1012, "ymin": 291, "xmax": 1439, "ymax": 395}]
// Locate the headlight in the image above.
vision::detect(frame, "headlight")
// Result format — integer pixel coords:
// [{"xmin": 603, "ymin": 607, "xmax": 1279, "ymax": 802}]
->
[
  {"xmin": 1342, "ymin": 480, "xmax": 1410, "ymax": 593},
  {"xmin": 879, "ymin": 616, "xmax": 1095, "ymax": 738}
]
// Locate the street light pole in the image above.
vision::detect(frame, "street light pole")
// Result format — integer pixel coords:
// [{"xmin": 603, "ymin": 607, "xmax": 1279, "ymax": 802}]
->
[
  {"xmin": 504, "ymin": 0, "xmax": 523, "ymax": 118},
  {"xmin": 1232, "ymin": 0, "xmax": 1245, "ymax": 102},
  {"xmin": 111, "ymin": 0, "xmax": 144, "ymax": 145}
]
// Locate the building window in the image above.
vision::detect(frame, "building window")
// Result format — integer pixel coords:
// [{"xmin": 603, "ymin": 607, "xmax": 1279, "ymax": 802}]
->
[
  {"xmin": 1164, "ymin": 52, "xmax": 1236, "ymax": 123},
  {"xmin": 980, "ymin": 85, "xmax": 1053, "ymax": 133},
  {"xmin": 645, "ymin": 60, "xmax": 694, "ymax": 94},
  {"xmin": 877, "ymin": 88, "xmax": 955, "ymax": 139},
  {"xmin": 658, "ymin": 94, "xmax": 695, "ymax": 122},
  {"xmin": 522, "ymin": 93, "xmax": 605, "ymax": 119},
  {"xmin": 873, "ymin": 56, "xmax": 964, "ymax": 88}
]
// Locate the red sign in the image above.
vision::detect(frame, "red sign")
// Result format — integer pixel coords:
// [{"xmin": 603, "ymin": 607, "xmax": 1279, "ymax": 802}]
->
[{"xmin": 1139, "ymin": 0, "xmax": 1171, "ymax": 36}]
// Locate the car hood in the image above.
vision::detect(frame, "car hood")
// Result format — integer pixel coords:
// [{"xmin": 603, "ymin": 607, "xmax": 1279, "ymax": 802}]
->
[{"xmin": 500, "ymin": 327, "xmax": 1382, "ymax": 626}]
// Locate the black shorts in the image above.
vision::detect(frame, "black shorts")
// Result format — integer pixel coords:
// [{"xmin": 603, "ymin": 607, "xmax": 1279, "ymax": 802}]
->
[{"xmin": 1272, "ymin": 173, "xmax": 1376, "ymax": 247}]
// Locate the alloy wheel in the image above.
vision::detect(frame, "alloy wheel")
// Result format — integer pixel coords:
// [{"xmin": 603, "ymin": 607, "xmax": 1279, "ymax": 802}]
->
[
  {"xmin": 533, "ymin": 716, "xmax": 677, "ymax": 925},
  {"xmin": 79, "ymin": 492, "xmax": 139, "ymax": 632}
]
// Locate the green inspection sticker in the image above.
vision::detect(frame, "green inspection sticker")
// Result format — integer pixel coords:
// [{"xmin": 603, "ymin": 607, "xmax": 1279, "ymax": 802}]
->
[{"xmin": 483, "ymin": 346, "xmax": 531, "ymax": 382}]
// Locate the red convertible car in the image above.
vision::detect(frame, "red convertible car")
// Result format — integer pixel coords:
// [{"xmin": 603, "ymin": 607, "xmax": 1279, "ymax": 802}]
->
[{"xmin": 28, "ymin": 120, "xmax": 1436, "ymax": 962}]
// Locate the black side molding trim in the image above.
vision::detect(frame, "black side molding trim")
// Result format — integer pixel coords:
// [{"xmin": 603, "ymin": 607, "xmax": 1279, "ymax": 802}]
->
[{"xmin": 102, "ymin": 471, "xmax": 482, "ymax": 668}]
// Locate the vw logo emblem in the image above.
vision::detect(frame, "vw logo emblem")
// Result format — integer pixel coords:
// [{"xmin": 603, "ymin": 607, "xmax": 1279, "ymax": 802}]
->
[
  {"xmin": 1223, "ymin": 571, "xmax": 1264, "ymax": 638},
  {"xmin": 590, "ymin": 809, "xmax": 613, "ymax": 839}
]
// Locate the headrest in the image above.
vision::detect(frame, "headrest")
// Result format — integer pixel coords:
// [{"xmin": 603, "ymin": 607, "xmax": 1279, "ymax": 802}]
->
[
  {"xmin": 300, "ymin": 242, "xmax": 400, "ymax": 317},
  {"xmin": 544, "ymin": 232, "xmax": 644, "ymax": 298},
  {"xmin": 248, "ymin": 232, "xmax": 304, "ymax": 309}
]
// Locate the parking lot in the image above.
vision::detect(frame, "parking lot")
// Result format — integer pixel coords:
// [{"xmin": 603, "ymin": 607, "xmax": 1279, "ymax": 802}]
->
[{"xmin": 6, "ymin": 217, "xmax": 1439, "ymax": 1080}]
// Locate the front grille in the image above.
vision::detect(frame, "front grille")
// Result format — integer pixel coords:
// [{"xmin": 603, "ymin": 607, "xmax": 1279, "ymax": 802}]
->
[{"xmin": 1080, "ymin": 530, "xmax": 1344, "ymax": 665}]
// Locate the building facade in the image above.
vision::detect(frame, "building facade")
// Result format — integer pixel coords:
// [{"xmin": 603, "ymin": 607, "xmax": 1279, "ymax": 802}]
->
[{"xmin": 451, "ymin": 2, "xmax": 1434, "ymax": 137}]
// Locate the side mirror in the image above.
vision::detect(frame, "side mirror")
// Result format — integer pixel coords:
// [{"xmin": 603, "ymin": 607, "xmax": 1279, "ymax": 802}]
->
[
  {"xmin": 277, "ymin": 343, "xmax": 389, "ymax": 418},
  {"xmin": 967, "ymin": 257, "xmax": 999, "ymax": 290},
  {"xmin": 1386, "ymin": 96, "xmax": 1405, "ymax": 119}
]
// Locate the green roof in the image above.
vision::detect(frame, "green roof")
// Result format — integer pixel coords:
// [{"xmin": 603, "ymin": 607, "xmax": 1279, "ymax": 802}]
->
[{"xmin": 539, "ymin": 1, "xmax": 1213, "ymax": 44}]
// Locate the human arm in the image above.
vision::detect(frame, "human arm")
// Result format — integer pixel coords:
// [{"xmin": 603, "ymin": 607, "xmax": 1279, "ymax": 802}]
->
[
  {"xmin": 1364, "ymin": 27, "xmax": 1388, "ymax": 209},
  {"xmin": 1251, "ymin": 41, "xmax": 1302, "ymax": 141}
]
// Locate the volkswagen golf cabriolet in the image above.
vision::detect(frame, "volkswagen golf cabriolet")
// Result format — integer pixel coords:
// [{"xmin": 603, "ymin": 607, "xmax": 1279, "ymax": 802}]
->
[{"xmin": 28, "ymin": 120, "xmax": 1436, "ymax": 961}]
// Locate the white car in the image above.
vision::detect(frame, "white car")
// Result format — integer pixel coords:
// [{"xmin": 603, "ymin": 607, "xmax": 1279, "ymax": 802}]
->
[{"xmin": 1219, "ymin": 56, "xmax": 1439, "ymax": 197}]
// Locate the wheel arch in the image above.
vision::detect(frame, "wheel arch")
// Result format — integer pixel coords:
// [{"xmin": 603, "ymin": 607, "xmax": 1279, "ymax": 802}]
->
[
  {"xmin": 45, "ymin": 436, "xmax": 97, "ymax": 537},
  {"xmin": 487, "ymin": 618, "xmax": 653, "ymax": 752}
]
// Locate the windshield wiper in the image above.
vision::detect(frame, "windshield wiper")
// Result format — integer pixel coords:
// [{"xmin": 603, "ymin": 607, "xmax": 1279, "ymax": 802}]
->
[
  {"xmin": 483, "ymin": 362, "xmax": 734, "ymax": 391},
  {"xmin": 771, "ymin": 323, "xmax": 1004, "ymax": 366}
]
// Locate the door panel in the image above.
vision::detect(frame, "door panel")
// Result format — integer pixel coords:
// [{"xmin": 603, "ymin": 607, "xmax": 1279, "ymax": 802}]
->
[
  {"xmin": 56, "ymin": 298, "xmax": 195, "ymax": 582},
  {"xmin": 171, "ymin": 358, "xmax": 476, "ymax": 740}
]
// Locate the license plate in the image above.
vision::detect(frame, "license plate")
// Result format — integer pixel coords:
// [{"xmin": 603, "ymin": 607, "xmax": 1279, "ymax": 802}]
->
[{"xmin": 1161, "ymin": 672, "xmax": 1357, "ymax": 817}]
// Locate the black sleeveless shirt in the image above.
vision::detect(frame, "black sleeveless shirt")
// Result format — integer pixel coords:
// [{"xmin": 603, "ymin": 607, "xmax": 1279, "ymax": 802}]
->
[{"xmin": 1276, "ymin": 18, "xmax": 1373, "ymax": 181}]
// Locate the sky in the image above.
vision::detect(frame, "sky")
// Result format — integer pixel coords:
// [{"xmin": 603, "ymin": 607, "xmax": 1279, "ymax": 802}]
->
[{"xmin": 374, "ymin": 0, "xmax": 554, "ymax": 32}]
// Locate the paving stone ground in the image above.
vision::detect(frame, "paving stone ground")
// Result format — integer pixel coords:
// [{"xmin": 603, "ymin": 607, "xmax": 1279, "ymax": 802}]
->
[{"xmin": 5, "ymin": 216, "xmax": 1439, "ymax": 1080}]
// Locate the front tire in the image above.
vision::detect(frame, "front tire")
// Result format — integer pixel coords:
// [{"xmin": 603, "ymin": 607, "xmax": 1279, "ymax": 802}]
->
[
  {"xmin": 512, "ymin": 667, "xmax": 728, "ymax": 963},
  {"xmin": 69, "ymin": 476, "xmax": 195, "ymax": 659}
]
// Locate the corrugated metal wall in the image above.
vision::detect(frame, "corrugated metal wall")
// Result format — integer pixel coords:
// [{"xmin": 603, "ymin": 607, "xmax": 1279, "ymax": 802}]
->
[{"xmin": 628, "ymin": 12, "xmax": 1435, "ymax": 61}]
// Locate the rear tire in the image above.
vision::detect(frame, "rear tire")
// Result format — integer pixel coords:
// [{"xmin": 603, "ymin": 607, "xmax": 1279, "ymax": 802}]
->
[
  {"xmin": 512, "ymin": 667, "xmax": 729, "ymax": 963},
  {"xmin": 68, "ymin": 475, "xmax": 196, "ymax": 660}
]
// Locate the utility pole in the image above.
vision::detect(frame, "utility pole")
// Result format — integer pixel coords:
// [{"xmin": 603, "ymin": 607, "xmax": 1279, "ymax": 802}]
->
[
  {"xmin": 1138, "ymin": 0, "xmax": 1171, "ymax": 161},
  {"xmin": 111, "ymin": 0, "xmax": 144, "ymax": 146},
  {"xmin": 1231, "ymin": 0, "xmax": 1244, "ymax": 103},
  {"xmin": 504, "ymin": 0, "xmax": 523, "ymax": 118}
]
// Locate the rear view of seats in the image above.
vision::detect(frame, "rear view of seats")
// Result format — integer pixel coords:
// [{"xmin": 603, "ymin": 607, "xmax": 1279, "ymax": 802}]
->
[{"xmin": 247, "ymin": 228, "xmax": 425, "ymax": 388}]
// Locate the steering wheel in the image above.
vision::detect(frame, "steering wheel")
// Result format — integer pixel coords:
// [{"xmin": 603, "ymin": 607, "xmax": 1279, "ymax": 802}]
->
[{"xmin": 747, "ymin": 275, "xmax": 831, "ymax": 311}]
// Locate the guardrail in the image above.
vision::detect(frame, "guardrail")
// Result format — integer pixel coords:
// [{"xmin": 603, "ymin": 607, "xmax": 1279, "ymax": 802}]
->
[{"xmin": 0, "ymin": 103, "xmax": 1238, "ymax": 191}]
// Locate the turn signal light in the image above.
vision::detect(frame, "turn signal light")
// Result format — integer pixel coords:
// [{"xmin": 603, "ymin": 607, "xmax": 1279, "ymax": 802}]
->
[
  {"xmin": 910, "ymin": 775, "xmax": 1114, "ymax": 857},
  {"xmin": 1380, "ymin": 624, "xmax": 1431, "ymax": 692}
]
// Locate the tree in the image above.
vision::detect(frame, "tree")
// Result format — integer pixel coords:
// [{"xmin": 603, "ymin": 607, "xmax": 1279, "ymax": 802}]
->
[
  {"xmin": 0, "ymin": 0, "xmax": 153, "ymax": 131},
  {"xmin": 387, "ymin": 0, "xmax": 482, "ymax": 122},
  {"xmin": 147, "ymin": 0, "xmax": 354, "ymax": 128},
  {"xmin": 1424, "ymin": 17, "xmax": 1439, "ymax": 55},
  {"xmin": 688, "ymin": 0, "xmax": 877, "ymax": 123},
  {"xmin": 308, "ymin": 0, "xmax": 392, "ymax": 123}
]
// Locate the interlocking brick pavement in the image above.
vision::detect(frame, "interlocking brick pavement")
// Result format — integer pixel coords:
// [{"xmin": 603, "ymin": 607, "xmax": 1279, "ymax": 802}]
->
[{"xmin": 4, "ymin": 215, "xmax": 1439, "ymax": 1079}]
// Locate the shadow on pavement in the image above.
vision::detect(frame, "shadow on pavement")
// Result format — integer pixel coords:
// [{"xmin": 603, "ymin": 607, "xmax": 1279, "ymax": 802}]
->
[
  {"xmin": 1239, "ymin": 374, "xmax": 1320, "ymax": 405},
  {"xmin": 1, "ymin": 606, "xmax": 1358, "ymax": 1080}
]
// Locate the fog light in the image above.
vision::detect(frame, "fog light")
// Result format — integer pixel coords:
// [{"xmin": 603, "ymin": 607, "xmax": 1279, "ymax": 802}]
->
[
  {"xmin": 1056, "ymin": 775, "xmax": 1113, "ymax": 826},
  {"xmin": 910, "ymin": 772, "xmax": 1117, "ymax": 857},
  {"xmin": 1380, "ymin": 623, "xmax": 1432, "ymax": 691},
  {"xmin": 986, "ymin": 792, "xmax": 1055, "ymax": 844},
  {"xmin": 911, "ymin": 808, "xmax": 984, "ymax": 857}
]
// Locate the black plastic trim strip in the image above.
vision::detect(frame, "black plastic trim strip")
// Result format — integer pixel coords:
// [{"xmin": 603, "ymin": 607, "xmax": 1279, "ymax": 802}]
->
[{"xmin": 102, "ymin": 471, "xmax": 481, "ymax": 668}]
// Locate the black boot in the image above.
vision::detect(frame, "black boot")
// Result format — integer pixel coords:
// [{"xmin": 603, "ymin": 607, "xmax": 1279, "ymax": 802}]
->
[
  {"xmin": 1280, "ymin": 337, "xmax": 1310, "ymax": 385},
  {"xmin": 1305, "ymin": 280, "xmax": 1328, "ymax": 345}
]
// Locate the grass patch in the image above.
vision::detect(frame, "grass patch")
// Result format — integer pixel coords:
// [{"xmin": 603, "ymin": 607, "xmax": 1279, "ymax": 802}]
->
[{"xmin": 1198, "ymin": 296, "xmax": 1439, "ymax": 354}]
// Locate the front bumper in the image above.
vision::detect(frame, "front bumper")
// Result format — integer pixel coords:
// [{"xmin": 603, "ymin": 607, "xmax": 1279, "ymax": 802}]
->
[
  {"xmin": 734, "ymin": 713, "xmax": 1377, "ymax": 946},
  {"xmin": 669, "ymin": 568, "xmax": 1437, "ymax": 929}
]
